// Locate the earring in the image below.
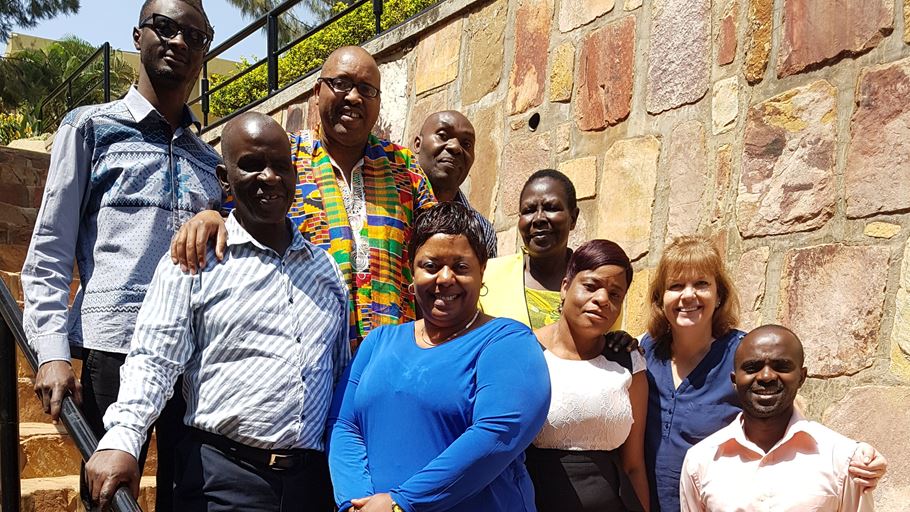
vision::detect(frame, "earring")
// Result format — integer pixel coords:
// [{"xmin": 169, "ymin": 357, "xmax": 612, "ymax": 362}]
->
[
  {"xmin": 557, "ymin": 299, "xmax": 564, "ymax": 313},
  {"xmin": 479, "ymin": 283, "xmax": 488, "ymax": 297},
  {"xmin": 407, "ymin": 283, "xmax": 415, "ymax": 294}
]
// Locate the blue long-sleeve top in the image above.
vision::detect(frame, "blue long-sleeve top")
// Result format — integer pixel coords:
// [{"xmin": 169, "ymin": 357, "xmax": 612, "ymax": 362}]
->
[{"xmin": 327, "ymin": 317, "xmax": 551, "ymax": 512}]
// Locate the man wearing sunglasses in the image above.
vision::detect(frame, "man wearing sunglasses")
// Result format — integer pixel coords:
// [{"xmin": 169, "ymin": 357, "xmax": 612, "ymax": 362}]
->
[
  {"xmin": 21, "ymin": 0, "xmax": 219, "ymax": 510},
  {"xmin": 172, "ymin": 46, "xmax": 436, "ymax": 350}
]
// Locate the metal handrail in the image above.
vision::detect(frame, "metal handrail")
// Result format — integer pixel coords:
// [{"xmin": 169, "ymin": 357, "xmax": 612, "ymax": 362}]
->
[
  {"xmin": 189, "ymin": 0, "xmax": 385, "ymax": 132},
  {"xmin": 38, "ymin": 42, "xmax": 111, "ymax": 129},
  {"xmin": 0, "ymin": 281, "xmax": 141, "ymax": 512}
]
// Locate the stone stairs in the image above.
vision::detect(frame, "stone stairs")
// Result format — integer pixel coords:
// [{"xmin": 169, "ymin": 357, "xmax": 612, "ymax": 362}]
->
[
  {"xmin": 1, "ymin": 147, "xmax": 159, "ymax": 510},
  {"xmin": 14, "ymin": 346, "xmax": 160, "ymax": 512}
]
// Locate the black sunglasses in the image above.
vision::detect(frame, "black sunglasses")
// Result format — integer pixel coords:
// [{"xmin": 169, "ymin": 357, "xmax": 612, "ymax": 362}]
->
[
  {"xmin": 317, "ymin": 77, "xmax": 381, "ymax": 99},
  {"xmin": 140, "ymin": 13, "xmax": 212, "ymax": 51}
]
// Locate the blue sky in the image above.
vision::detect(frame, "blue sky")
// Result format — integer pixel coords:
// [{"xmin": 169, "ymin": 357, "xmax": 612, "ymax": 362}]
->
[{"xmin": 1, "ymin": 0, "xmax": 321, "ymax": 62}]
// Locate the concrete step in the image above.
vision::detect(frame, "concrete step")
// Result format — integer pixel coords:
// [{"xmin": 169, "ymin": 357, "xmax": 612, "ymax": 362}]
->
[
  {"xmin": 19, "ymin": 423, "xmax": 158, "ymax": 479},
  {"xmin": 18, "ymin": 377, "xmax": 46, "ymax": 423},
  {"xmin": 20, "ymin": 475, "xmax": 157, "ymax": 512}
]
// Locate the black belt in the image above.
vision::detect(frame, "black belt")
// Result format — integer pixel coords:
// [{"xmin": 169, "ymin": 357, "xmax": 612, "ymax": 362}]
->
[{"xmin": 191, "ymin": 427, "xmax": 320, "ymax": 471}]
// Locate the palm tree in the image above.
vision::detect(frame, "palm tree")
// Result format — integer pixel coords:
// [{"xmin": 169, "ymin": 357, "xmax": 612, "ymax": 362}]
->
[
  {"xmin": 0, "ymin": 36, "xmax": 136, "ymax": 133},
  {"xmin": 223, "ymin": 0, "xmax": 343, "ymax": 47}
]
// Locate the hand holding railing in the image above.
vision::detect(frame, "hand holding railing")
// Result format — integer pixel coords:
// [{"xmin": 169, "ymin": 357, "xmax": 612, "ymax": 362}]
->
[{"xmin": 0, "ymin": 280, "xmax": 140, "ymax": 512}]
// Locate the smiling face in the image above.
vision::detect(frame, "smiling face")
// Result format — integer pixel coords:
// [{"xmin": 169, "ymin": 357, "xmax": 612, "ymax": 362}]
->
[
  {"xmin": 217, "ymin": 114, "xmax": 295, "ymax": 229},
  {"xmin": 561, "ymin": 264, "xmax": 628, "ymax": 336},
  {"xmin": 733, "ymin": 326, "xmax": 807, "ymax": 419},
  {"xmin": 134, "ymin": 0, "xmax": 208, "ymax": 88},
  {"xmin": 315, "ymin": 47, "xmax": 381, "ymax": 150},
  {"xmin": 661, "ymin": 271, "xmax": 719, "ymax": 335},
  {"xmin": 414, "ymin": 111, "xmax": 476, "ymax": 201},
  {"xmin": 518, "ymin": 177, "xmax": 578, "ymax": 258},
  {"xmin": 412, "ymin": 234, "xmax": 485, "ymax": 330}
]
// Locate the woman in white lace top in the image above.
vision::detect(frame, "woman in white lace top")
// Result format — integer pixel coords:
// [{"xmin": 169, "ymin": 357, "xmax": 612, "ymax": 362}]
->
[{"xmin": 527, "ymin": 239, "xmax": 649, "ymax": 512}]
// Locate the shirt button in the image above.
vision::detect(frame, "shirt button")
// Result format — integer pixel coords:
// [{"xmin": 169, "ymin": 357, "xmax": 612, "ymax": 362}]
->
[
  {"xmin": 289, "ymin": 297, "xmax": 294, "ymax": 304},
  {"xmin": 296, "ymin": 336, "xmax": 301, "ymax": 343}
]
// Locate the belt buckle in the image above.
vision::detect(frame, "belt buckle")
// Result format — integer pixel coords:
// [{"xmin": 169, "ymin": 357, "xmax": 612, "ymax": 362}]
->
[{"xmin": 269, "ymin": 452, "xmax": 292, "ymax": 470}]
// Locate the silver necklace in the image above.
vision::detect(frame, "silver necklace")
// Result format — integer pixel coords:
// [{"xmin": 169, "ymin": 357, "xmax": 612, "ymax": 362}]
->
[{"xmin": 421, "ymin": 309, "xmax": 482, "ymax": 346}]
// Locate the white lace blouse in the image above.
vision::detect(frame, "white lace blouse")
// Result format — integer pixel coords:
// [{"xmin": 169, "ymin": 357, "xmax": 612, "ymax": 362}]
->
[{"xmin": 533, "ymin": 349, "xmax": 646, "ymax": 451}]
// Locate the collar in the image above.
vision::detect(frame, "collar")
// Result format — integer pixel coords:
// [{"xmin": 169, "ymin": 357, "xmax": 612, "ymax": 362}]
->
[
  {"xmin": 725, "ymin": 409, "xmax": 815, "ymax": 457},
  {"xmin": 454, "ymin": 189, "xmax": 471, "ymax": 206},
  {"xmin": 123, "ymin": 86, "xmax": 201, "ymax": 131},
  {"xmin": 225, "ymin": 212, "xmax": 310, "ymax": 257}
]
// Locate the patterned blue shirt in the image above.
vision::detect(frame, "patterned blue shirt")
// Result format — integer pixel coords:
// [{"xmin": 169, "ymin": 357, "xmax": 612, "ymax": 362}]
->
[
  {"xmin": 21, "ymin": 87, "xmax": 223, "ymax": 364},
  {"xmin": 97, "ymin": 213, "xmax": 351, "ymax": 458}
]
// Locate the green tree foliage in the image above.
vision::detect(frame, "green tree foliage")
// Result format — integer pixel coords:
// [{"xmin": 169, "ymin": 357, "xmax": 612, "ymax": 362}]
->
[
  {"xmin": 0, "ymin": 36, "xmax": 136, "ymax": 141},
  {"xmin": 209, "ymin": 0, "xmax": 436, "ymax": 117},
  {"xmin": 223, "ymin": 0, "xmax": 339, "ymax": 46},
  {"xmin": 0, "ymin": 0, "xmax": 80, "ymax": 42}
]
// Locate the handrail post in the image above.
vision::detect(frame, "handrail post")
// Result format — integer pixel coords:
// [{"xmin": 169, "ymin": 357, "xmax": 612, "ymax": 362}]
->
[
  {"xmin": 202, "ymin": 61, "xmax": 210, "ymax": 128},
  {"xmin": 373, "ymin": 0, "xmax": 383, "ymax": 34},
  {"xmin": 102, "ymin": 42, "xmax": 111, "ymax": 103},
  {"xmin": 0, "ymin": 314, "xmax": 21, "ymax": 512},
  {"xmin": 267, "ymin": 13, "xmax": 279, "ymax": 93}
]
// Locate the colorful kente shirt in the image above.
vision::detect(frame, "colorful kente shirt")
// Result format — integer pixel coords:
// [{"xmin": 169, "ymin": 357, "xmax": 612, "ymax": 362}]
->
[{"xmin": 288, "ymin": 130, "xmax": 436, "ymax": 347}]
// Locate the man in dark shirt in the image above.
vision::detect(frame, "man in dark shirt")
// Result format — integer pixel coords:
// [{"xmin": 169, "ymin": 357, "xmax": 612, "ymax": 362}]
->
[{"xmin": 414, "ymin": 110, "xmax": 497, "ymax": 258}]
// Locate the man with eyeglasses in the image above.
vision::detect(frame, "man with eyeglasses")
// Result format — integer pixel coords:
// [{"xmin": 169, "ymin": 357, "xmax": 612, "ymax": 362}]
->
[
  {"xmin": 172, "ymin": 46, "xmax": 436, "ymax": 350},
  {"xmin": 21, "ymin": 0, "xmax": 220, "ymax": 509}
]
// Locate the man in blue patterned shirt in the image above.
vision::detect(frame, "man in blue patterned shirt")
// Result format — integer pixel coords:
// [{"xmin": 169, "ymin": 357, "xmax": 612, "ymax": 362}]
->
[
  {"xmin": 20, "ymin": 0, "xmax": 220, "ymax": 508},
  {"xmin": 86, "ymin": 112, "xmax": 349, "ymax": 511}
]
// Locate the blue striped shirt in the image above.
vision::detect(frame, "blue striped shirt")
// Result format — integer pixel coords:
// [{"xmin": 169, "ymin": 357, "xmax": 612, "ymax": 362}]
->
[
  {"xmin": 22, "ymin": 86, "xmax": 223, "ymax": 364},
  {"xmin": 97, "ymin": 214, "xmax": 350, "ymax": 458}
]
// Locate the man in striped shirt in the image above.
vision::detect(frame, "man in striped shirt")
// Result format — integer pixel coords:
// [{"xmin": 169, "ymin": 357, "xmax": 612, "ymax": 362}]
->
[
  {"xmin": 85, "ymin": 112, "xmax": 349, "ymax": 511},
  {"xmin": 414, "ymin": 110, "xmax": 498, "ymax": 258}
]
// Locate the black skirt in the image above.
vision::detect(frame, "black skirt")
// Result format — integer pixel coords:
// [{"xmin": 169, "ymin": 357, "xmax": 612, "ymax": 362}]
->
[{"xmin": 525, "ymin": 445, "xmax": 644, "ymax": 512}]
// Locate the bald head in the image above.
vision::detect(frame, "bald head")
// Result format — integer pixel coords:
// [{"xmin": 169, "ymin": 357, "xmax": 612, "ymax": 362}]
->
[
  {"xmin": 316, "ymin": 46, "xmax": 381, "ymax": 151},
  {"xmin": 220, "ymin": 112, "xmax": 289, "ymax": 165},
  {"xmin": 414, "ymin": 110, "xmax": 476, "ymax": 201},
  {"xmin": 732, "ymin": 324, "xmax": 807, "ymax": 421},
  {"xmin": 321, "ymin": 46, "xmax": 379, "ymax": 81},
  {"xmin": 736, "ymin": 325, "xmax": 804, "ymax": 368}
]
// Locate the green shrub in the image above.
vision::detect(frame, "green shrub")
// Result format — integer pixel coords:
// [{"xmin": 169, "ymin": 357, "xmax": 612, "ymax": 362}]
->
[
  {"xmin": 209, "ymin": 0, "xmax": 437, "ymax": 117},
  {"xmin": 0, "ymin": 112, "xmax": 35, "ymax": 145}
]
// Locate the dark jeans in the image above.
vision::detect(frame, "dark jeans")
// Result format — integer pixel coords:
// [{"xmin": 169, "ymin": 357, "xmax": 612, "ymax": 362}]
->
[
  {"xmin": 174, "ymin": 434, "xmax": 334, "ymax": 512},
  {"xmin": 79, "ymin": 348, "xmax": 187, "ymax": 511}
]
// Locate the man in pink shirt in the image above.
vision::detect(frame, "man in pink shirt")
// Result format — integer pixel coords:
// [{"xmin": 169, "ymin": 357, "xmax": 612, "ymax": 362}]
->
[{"xmin": 680, "ymin": 325, "xmax": 877, "ymax": 512}]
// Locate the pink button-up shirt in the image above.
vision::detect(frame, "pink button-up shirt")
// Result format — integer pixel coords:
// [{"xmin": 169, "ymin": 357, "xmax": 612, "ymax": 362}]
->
[{"xmin": 680, "ymin": 411, "xmax": 872, "ymax": 512}]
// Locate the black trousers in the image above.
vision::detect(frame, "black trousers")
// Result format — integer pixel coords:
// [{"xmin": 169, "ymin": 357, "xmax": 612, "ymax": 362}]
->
[
  {"xmin": 79, "ymin": 349, "xmax": 187, "ymax": 511},
  {"xmin": 174, "ymin": 433, "xmax": 334, "ymax": 512}
]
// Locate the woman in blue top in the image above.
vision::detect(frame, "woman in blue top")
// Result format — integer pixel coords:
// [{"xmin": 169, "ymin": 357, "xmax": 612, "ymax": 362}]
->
[
  {"xmin": 642, "ymin": 236, "xmax": 887, "ymax": 512},
  {"xmin": 327, "ymin": 201, "xmax": 551, "ymax": 512}
]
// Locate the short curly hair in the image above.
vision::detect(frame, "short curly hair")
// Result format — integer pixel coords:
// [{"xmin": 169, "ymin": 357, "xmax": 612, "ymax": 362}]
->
[
  {"xmin": 646, "ymin": 236, "xmax": 740, "ymax": 360},
  {"xmin": 408, "ymin": 202, "xmax": 489, "ymax": 267}
]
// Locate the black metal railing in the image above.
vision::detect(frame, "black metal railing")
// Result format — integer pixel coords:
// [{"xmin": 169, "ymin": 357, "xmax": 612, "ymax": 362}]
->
[
  {"xmin": 0, "ymin": 281, "xmax": 141, "ymax": 512},
  {"xmin": 38, "ymin": 42, "xmax": 112, "ymax": 131},
  {"xmin": 190, "ymin": 0, "xmax": 385, "ymax": 132}
]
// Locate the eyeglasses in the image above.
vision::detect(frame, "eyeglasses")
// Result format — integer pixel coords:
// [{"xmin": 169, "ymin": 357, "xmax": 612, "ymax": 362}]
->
[
  {"xmin": 317, "ymin": 77, "xmax": 381, "ymax": 99},
  {"xmin": 139, "ymin": 13, "xmax": 212, "ymax": 52}
]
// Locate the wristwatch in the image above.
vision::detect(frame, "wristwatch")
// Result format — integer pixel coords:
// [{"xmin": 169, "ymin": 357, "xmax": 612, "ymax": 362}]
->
[{"xmin": 390, "ymin": 498, "xmax": 404, "ymax": 512}]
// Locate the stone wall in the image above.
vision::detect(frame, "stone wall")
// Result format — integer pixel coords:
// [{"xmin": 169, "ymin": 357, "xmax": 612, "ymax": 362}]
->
[
  {"xmin": 203, "ymin": 0, "xmax": 910, "ymax": 507},
  {"xmin": 0, "ymin": 146, "xmax": 49, "ymax": 307}
]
